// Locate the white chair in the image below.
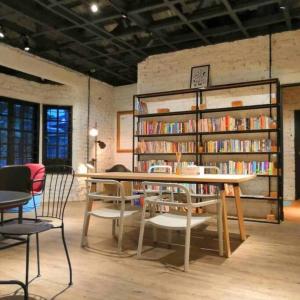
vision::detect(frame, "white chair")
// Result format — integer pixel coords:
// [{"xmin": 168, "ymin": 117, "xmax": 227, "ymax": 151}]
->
[
  {"xmin": 137, "ymin": 181, "xmax": 223, "ymax": 272},
  {"xmin": 191, "ymin": 166, "xmax": 221, "ymax": 200},
  {"xmin": 81, "ymin": 179, "xmax": 140, "ymax": 253}
]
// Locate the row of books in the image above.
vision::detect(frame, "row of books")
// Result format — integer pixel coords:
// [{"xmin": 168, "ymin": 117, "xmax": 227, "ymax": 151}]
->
[
  {"xmin": 205, "ymin": 161, "xmax": 276, "ymax": 175},
  {"xmin": 137, "ymin": 115, "xmax": 275, "ymax": 135},
  {"xmin": 199, "ymin": 115, "xmax": 274, "ymax": 132},
  {"xmin": 135, "ymin": 160, "xmax": 194, "ymax": 173},
  {"xmin": 137, "ymin": 120, "xmax": 196, "ymax": 135},
  {"xmin": 136, "ymin": 141, "xmax": 196, "ymax": 153},
  {"xmin": 204, "ymin": 139, "xmax": 273, "ymax": 153}
]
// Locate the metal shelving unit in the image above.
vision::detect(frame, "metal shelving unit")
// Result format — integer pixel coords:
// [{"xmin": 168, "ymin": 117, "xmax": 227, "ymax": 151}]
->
[{"xmin": 132, "ymin": 78, "xmax": 283, "ymax": 223}]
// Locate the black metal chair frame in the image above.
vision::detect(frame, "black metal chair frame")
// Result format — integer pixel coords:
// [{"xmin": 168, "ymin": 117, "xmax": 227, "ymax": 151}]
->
[{"xmin": 0, "ymin": 165, "xmax": 75, "ymax": 300}]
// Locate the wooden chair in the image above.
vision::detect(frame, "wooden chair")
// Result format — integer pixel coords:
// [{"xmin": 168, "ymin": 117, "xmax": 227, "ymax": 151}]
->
[
  {"xmin": 81, "ymin": 179, "xmax": 140, "ymax": 253},
  {"xmin": 137, "ymin": 181, "xmax": 223, "ymax": 272}
]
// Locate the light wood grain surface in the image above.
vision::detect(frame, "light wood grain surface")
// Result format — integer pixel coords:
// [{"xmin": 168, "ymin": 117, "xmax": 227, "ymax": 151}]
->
[
  {"xmin": 1, "ymin": 202, "xmax": 299, "ymax": 300},
  {"xmin": 76, "ymin": 172, "xmax": 256, "ymax": 184}
]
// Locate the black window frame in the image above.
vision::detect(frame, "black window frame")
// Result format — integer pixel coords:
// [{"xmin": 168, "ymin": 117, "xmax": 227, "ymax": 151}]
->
[
  {"xmin": 42, "ymin": 105, "xmax": 72, "ymax": 167},
  {"xmin": 0, "ymin": 96, "xmax": 40, "ymax": 167}
]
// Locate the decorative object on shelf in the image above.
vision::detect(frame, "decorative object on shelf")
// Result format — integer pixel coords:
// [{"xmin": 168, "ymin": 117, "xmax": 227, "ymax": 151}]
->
[
  {"xmin": 198, "ymin": 145, "xmax": 204, "ymax": 153},
  {"xmin": 117, "ymin": 110, "xmax": 133, "ymax": 153},
  {"xmin": 89, "ymin": 123, "xmax": 106, "ymax": 172},
  {"xmin": 271, "ymin": 98, "xmax": 277, "ymax": 104},
  {"xmin": 270, "ymin": 120, "xmax": 277, "ymax": 129},
  {"xmin": 231, "ymin": 100, "xmax": 243, "ymax": 107},
  {"xmin": 190, "ymin": 64, "xmax": 210, "ymax": 89},
  {"xmin": 157, "ymin": 108, "xmax": 170, "ymax": 113},
  {"xmin": 175, "ymin": 152, "xmax": 182, "ymax": 175},
  {"xmin": 191, "ymin": 105, "xmax": 197, "ymax": 111},
  {"xmin": 199, "ymin": 103, "xmax": 207, "ymax": 110}
]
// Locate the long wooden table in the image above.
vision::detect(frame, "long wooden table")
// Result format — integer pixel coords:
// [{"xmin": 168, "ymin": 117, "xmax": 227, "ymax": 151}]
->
[{"xmin": 76, "ymin": 172, "xmax": 256, "ymax": 257}]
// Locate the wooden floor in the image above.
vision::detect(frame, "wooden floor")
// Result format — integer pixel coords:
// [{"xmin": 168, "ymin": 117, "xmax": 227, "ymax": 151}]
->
[{"xmin": 1, "ymin": 201, "xmax": 300, "ymax": 300}]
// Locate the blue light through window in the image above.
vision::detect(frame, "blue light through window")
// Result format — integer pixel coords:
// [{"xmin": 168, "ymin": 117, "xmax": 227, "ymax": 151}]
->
[{"xmin": 43, "ymin": 105, "xmax": 72, "ymax": 166}]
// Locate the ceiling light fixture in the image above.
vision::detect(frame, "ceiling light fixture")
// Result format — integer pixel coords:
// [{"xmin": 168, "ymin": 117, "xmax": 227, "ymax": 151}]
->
[
  {"xmin": 280, "ymin": 5, "xmax": 286, "ymax": 9},
  {"xmin": 90, "ymin": 3, "xmax": 99, "ymax": 13},
  {"xmin": 23, "ymin": 35, "xmax": 30, "ymax": 52},
  {"xmin": 0, "ymin": 26, "xmax": 4, "ymax": 39},
  {"xmin": 121, "ymin": 13, "xmax": 128, "ymax": 19}
]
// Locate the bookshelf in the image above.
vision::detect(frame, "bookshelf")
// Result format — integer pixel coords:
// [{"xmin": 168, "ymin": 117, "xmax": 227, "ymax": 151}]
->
[{"xmin": 132, "ymin": 78, "xmax": 283, "ymax": 224}]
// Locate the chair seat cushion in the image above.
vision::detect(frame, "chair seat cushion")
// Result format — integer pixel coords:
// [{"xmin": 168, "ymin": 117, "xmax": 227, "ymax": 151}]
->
[
  {"xmin": 0, "ymin": 222, "xmax": 53, "ymax": 235},
  {"xmin": 146, "ymin": 213, "xmax": 211, "ymax": 230},
  {"xmin": 89, "ymin": 208, "xmax": 138, "ymax": 219}
]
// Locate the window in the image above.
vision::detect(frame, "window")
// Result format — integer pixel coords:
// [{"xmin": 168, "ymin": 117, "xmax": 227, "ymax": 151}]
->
[
  {"xmin": 0, "ymin": 97, "xmax": 39, "ymax": 167},
  {"xmin": 43, "ymin": 105, "xmax": 72, "ymax": 166}
]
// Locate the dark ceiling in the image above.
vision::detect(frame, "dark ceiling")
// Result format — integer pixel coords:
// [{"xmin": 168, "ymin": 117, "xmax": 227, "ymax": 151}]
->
[{"xmin": 0, "ymin": 0, "xmax": 299, "ymax": 86}]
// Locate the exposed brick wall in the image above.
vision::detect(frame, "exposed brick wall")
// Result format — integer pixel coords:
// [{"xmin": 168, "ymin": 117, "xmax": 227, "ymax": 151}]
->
[
  {"xmin": 0, "ymin": 44, "xmax": 115, "ymax": 201},
  {"xmin": 113, "ymin": 84, "xmax": 137, "ymax": 169}
]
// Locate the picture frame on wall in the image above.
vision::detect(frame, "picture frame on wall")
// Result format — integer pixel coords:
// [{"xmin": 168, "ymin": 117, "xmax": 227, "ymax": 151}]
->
[
  {"xmin": 190, "ymin": 64, "xmax": 210, "ymax": 89},
  {"xmin": 117, "ymin": 110, "xmax": 133, "ymax": 153}
]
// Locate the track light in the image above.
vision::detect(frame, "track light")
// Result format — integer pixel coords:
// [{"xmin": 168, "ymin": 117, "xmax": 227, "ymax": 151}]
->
[
  {"xmin": 90, "ymin": 3, "xmax": 99, "ymax": 13},
  {"xmin": 23, "ymin": 35, "xmax": 30, "ymax": 52},
  {"xmin": 0, "ymin": 26, "xmax": 4, "ymax": 39}
]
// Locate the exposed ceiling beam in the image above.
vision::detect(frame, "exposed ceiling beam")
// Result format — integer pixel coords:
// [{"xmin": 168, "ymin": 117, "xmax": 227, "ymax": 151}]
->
[
  {"xmin": 221, "ymin": 0, "xmax": 249, "ymax": 38},
  {"xmin": 0, "ymin": 0, "xmax": 136, "ymax": 84},
  {"xmin": 163, "ymin": 0, "xmax": 211, "ymax": 44}
]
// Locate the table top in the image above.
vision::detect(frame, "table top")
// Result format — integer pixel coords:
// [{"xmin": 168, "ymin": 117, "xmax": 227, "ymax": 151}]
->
[
  {"xmin": 76, "ymin": 172, "xmax": 256, "ymax": 184},
  {"xmin": 0, "ymin": 191, "xmax": 32, "ymax": 209}
]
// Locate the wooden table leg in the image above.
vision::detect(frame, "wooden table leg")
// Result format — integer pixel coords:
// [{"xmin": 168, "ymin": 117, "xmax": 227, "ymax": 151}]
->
[
  {"xmin": 220, "ymin": 185, "xmax": 231, "ymax": 258},
  {"xmin": 233, "ymin": 184, "xmax": 246, "ymax": 241},
  {"xmin": 83, "ymin": 182, "xmax": 96, "ymax": 236}
]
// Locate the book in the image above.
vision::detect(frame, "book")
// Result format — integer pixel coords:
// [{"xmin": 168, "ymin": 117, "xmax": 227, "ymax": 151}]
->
[{"xmin": 136, "ymin": 141, "xmax": 196, "ymax": 153}]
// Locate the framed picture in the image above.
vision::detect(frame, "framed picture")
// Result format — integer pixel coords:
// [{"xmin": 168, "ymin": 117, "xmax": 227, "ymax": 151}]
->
[
  {"xmin": 117, "ymin": 110, "xmax": 133, "ymax": 153},
  {"xmin": 190, "ymin": 64, "xmax": 210, "ymax": 89}
]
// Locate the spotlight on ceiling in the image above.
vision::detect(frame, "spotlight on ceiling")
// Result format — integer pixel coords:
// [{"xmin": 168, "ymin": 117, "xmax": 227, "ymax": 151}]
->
[
  {"xmin": 90, "ymin": 3, "xmax": 99, "ymax": 13},
  {"xmin": 23, "ymin": 35, "xmax": 30, "ymax": 51},
  {"xmin": 0, "ymin": 26, "xmax": 4, "ymax": 39},
  {"xmin": 121, "ymin": 13, "xmax": 128, "ymax": 19},
  {"xmin": 280, "ymin": 6, "xmax": 286, "ymax": 9}
]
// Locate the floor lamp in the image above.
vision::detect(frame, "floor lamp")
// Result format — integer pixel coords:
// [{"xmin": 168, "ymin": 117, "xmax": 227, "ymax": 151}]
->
[{"xmin": 89, "ymin": 123, "xmax": 106, "ymax": 172}]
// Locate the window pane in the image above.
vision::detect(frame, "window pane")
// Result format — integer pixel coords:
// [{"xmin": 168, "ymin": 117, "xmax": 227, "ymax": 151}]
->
[
  {"xmin": 47, "ymin": 109, "xmax": 57, "ymax": 120},
  {"xmin": 14, "ymin": 118, "xmax": 22, "ymax": 130},
  {"xmin": 0, "ymin": 130, "xmax": 7, "ymax": 143},
  {"xmin": 24, "ymin": 106, "xmax": 34, "ymax": 119},
  {"xmin": 24, "ymin": 119, "xmax": 33, "ymax": 130},
  {"xmin": 47, "ymin": 121, "xmax": 57, "ymax": 133},
  {"xmin": 0, "ymin": 115, "xmax": 8, "ymax": 129},
  {"xmin": 43, "ymin": 106, "xmax": 71, "ymax": 166},
  {"xmin": 47, "ymin": 146, "xmax": 57, "ymax": 159},
  {"xmin": 0, "ymin": 102, "xmax": 8, "ymax": 115},
  {"xmin": 0, "ymin": 99, "xmax": 38, "ymax": 166}
]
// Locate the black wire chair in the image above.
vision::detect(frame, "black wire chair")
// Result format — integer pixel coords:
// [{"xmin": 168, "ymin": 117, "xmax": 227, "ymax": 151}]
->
[{"xmin": 0, "ymin": 165, "xmax": 75, "ymax": 300}]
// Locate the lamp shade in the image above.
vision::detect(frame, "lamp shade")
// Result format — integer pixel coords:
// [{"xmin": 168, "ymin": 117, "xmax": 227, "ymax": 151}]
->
[{"xmin": 89, "ymin": 127, "xmax": 98, "ymax": 137}]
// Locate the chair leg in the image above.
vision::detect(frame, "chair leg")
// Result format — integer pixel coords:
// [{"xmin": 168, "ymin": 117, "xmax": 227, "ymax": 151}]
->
[
  {"xmin": 117, "ymin": 218, "xmax": 124, "ymax": 254},
  {"xmin": 25, "ymin": 235, "xmax": 30, "ymax": 295},
  {"xmin": 36, "ymin": 233, "xmax": 41, "ymax": 277},
  {"xmin": 137, "ymin": 205, "xmax": 147, "ymax": 257},
  {"xmin": 61, "ymin": 225, "xmax": 73, "ymax": 286},
  {"xmin": 184, "ymin": 227, "xmax": 191, "ymax": 272}
]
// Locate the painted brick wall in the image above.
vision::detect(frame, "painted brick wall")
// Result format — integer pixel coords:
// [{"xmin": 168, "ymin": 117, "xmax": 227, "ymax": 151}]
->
[
  {"xmin": 113, "ymin": 84, "xmax": 137, "ymax": 169},
  {"xmin": 0, "ymin": 44, "xmax": 115, "ymax": 201}
]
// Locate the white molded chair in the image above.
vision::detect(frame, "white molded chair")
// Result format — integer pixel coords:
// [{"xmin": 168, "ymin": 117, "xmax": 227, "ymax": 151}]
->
[
  {"xmin": 81, "ymin": 179, "xmax": 140, "ymax": 253},
  {"xmin": 137, "ymin": 181, "xmax": 223, "ymax": 272},
  {"xmin": 191, "ymin": 166, "xmax": 220, "ymax": 199}
]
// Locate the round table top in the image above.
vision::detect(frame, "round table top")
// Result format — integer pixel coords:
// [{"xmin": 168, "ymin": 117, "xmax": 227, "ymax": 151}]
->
[{"xmin": 0, "ymin": 191, "xmax": 32, "ymax": 209}]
